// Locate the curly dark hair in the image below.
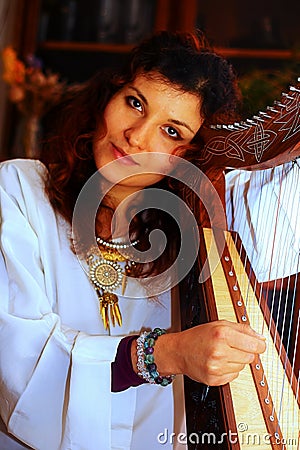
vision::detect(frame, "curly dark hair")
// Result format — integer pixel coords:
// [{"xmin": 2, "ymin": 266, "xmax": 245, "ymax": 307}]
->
[{"xmin": 40, "ymin": 30, "xmax": 242, "ymax": 278}]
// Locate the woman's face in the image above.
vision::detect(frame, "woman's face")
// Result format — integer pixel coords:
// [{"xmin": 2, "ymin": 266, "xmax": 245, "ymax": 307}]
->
[{"xmin": 93, "ymin": 73, "xmax": 203, "ymax": 202}]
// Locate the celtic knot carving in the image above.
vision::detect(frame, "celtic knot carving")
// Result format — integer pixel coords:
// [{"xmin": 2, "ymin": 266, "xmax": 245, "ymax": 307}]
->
[{"xmin": 200, "ymin": 80, "xmax": 300, "ymax": 169}]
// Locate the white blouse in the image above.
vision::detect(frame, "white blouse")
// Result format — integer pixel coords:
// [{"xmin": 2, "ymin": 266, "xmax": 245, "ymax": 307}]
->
[{"xmin": 0, "ymin": 159, "xmax": 186, "ymax": 450}]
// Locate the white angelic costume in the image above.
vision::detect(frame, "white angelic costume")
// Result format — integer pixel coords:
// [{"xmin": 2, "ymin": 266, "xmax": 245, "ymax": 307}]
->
[{"xmin": 0, "ymin": 159, "xmax": 186, "ymax": 450}]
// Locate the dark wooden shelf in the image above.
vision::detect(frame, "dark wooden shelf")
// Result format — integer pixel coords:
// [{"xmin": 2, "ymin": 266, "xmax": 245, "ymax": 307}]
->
[
  {"xmin": 38, "ymin": 41, "xmax": 300, "ymax": 60},
  {"xmin": 38, "ymin": 41, "xmax": 134, "ymax": 53},
  {"xmin": 216, "ymin": 47, "xmax": 300, "ymax": 60}
]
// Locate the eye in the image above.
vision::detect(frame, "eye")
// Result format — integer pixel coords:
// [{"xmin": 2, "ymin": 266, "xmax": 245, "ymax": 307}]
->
[
  {"xmin": 127, "ymin": 95, "xmax": 143, "ymax": 112},
  {"xmin": 162, "ymin": 126, "xmax": 182, "ymax": 141}
]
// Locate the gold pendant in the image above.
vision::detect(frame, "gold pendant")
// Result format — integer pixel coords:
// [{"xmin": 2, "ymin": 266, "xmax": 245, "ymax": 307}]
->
[
  {"xmin": 86, "ymin": 244, "xmax": 133, "ymax": 330},
  {"xmin": 122, "ymin": 273, "xmax": 127, "ymax": 295},
  {"xmin": 99, "ymin": 292, "xmax": 122, "ymax": 330},
  {"xmin": 100, "ymin": 248, "xmax": 127, "ymax": 262},
  {"xmin": 89, "ymin": 259, "xmax": 123, "ymax": 330},
  {"xmin": 89, "ymin": 259, "xmax": 123, "ymax": 292}
]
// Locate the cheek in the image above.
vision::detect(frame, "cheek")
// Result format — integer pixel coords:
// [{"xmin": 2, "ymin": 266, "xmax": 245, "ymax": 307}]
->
[
  {"xmin": 103, "ymin": 98, "xmax": 125, "ymax": 132},
  {"xmin": 141, "ymin": 152, "xmax": 176, "ymax": 173},
  {"xmin": 93, "ymin": 136, "xmax": 107, "ymax": 163},
  {"xmin": 125, "ymin": 173, "xmax": 166, "ymax": 188}
]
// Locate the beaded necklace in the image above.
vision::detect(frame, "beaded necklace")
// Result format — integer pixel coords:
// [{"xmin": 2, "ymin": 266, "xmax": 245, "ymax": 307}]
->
[{"xmin": 86, "ymin": 236, "xmax": 139, "ymax": 330}]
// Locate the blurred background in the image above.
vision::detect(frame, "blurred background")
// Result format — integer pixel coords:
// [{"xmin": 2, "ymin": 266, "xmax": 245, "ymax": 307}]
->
[{"xmin": 1, "ymin": 0, "xmax": 300, "ymax": 159}]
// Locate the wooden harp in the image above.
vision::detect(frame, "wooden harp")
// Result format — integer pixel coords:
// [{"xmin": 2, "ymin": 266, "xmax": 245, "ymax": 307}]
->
[{"xmin": 181, "ymin": 78, "xmax": 300, "ymax": 449}]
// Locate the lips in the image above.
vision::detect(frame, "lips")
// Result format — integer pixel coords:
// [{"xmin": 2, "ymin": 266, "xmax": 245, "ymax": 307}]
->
[{"xmin": 112, "ymin": 144, "xmax": 140, "ymax": 166}]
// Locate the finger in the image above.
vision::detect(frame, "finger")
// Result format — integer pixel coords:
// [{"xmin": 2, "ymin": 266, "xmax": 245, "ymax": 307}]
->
[
  {"xmin": 238, "ymin": 322, "xmax": 266, "ymax": 341},
  {"xmin": 235, "ymin": 334, "xmax": 265, "ymax": 354},
  {"xmin": 208, "ymin": 371, "xmax": 240, "ymax": 386},
  {"xmin": 215, "ymin": 362, "xmax": 248, "ymax": 376},
  {"xmin": 212, "ymin": 352, "xmax": 254, "ymax": 375},
  {"xmin": 221, "ymin": 320, "xmax": 266, "ymax": 340},
  {"xmin": 224, "ymin": 324, "xmax": 266, "ymax": 354},
  {"xmin": 204, "ymin": 350, "xmax": 253, "ymax": 379},
  {"xmin": 227, "ymin": 348, "xmax": 255, "ymax": 365}
]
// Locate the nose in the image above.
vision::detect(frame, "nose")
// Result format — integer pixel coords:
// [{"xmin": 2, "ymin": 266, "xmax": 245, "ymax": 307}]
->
[{"xmin": 124, "ymin": 120, "xmax": 150, "ymax": 150}]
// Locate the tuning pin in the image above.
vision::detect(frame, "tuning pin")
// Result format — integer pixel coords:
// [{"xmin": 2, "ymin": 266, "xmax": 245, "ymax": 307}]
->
[
  {"xmin": 246, "ymin": 118, "xmax": 258, "ymax": 125},
  {"xmin": 259, "ymin": 111, "xmax": 272, "ymax": 119},
  {"xmin": 282, "ymin": 92, "xmax": 294, "ymax": 100},
  {"xmin": 253, "ymin": 115, "xmax": 265, "ymax": 122},
  {"xmin": 266, "ymin": 106, "xmax": 279, "ymax": 113},
  {"xmin": 274, "ymin": 100, "xmax": 286, "ymax": 108}
]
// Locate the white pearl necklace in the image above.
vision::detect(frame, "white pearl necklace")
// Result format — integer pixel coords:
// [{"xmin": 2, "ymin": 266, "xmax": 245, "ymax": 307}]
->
[
  {"xmin": 87, "ymin": 236, "xmax": 139, "ymax": 330},
  {"xmin": 96, "ymin": 236, "xmax": 139, "ymax": 250}
]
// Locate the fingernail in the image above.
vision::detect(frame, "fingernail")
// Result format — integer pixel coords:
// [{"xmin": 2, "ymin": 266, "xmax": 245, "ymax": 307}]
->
[{"xmin": 255, "ymin": 331, "xmax": 266, "ymax": 340}]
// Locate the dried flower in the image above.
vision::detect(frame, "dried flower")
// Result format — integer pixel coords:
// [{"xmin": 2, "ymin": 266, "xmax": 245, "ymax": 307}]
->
[
  {"xmin": 2, "ymin": 46, "xmax": 65, "ymax": 118},
  {"xmin": 2, "ymin": 47, "xmax": 25, "ymax": 84}
]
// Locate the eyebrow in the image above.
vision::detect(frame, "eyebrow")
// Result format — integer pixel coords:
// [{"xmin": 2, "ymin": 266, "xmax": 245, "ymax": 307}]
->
[
  {"xmin": 128, "ymin": 86, "xmax": 148, "ymax": 106},
  {"xmin": 128, "ymin": 85, "xmax": 197, "ymax": 135},
  {"xmin": 168, "ymin": 118, "xmax": 195, "ymax": 135}
]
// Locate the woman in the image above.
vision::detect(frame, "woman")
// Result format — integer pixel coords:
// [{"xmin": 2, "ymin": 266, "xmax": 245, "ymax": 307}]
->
[{"xmin": 0, "ymin": 31, "xmax": 266, "ymax": 449}]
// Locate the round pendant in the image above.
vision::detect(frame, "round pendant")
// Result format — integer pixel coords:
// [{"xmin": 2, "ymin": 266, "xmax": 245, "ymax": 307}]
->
[{"xmin": 89, "ymin": 259, "xmax": 123, "ymax": 292}]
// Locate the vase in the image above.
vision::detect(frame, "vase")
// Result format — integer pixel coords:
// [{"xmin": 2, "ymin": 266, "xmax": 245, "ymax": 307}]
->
[{"xmin": 23, "ymin": 114, "xmax": 40, "ymax": 158}]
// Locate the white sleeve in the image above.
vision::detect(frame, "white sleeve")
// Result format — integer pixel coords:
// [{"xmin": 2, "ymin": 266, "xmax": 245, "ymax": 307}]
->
[{"xmin": 0, "ymin": 161, "xmax": 122, "ymax": 450}]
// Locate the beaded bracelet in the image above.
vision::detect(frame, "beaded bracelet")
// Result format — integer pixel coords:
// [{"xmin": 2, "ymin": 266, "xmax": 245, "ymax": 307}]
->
[{"xmin": 136, "ymin": 328, "xmax": 175, "ymax": 386}]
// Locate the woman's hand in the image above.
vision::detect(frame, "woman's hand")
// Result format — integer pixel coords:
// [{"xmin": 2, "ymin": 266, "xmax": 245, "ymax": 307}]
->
[{"xmin": 154, "ymin": 320, "xmax": 266, "ymax": 386}]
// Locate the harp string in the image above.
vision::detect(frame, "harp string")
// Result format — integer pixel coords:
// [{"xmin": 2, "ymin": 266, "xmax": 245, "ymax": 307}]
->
[
  {"xmin": 225, "ymin": 160, "xmax": 300, "ymax": 445},
  {"xmin": 264, "ymin": 164, "xmax": 292, "ymax": 422}
]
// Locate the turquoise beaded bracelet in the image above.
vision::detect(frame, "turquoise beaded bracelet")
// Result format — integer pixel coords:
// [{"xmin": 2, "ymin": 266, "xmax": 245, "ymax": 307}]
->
[{"xmin": 136, "ymin": 328, "xmax": 175, "ymax": 386}]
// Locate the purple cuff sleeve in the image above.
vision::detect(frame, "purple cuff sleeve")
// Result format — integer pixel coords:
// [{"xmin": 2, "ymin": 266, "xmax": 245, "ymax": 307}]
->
[{"xmin": 111, "ymin": 335, "xmax": 147, "ymax": 392}]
